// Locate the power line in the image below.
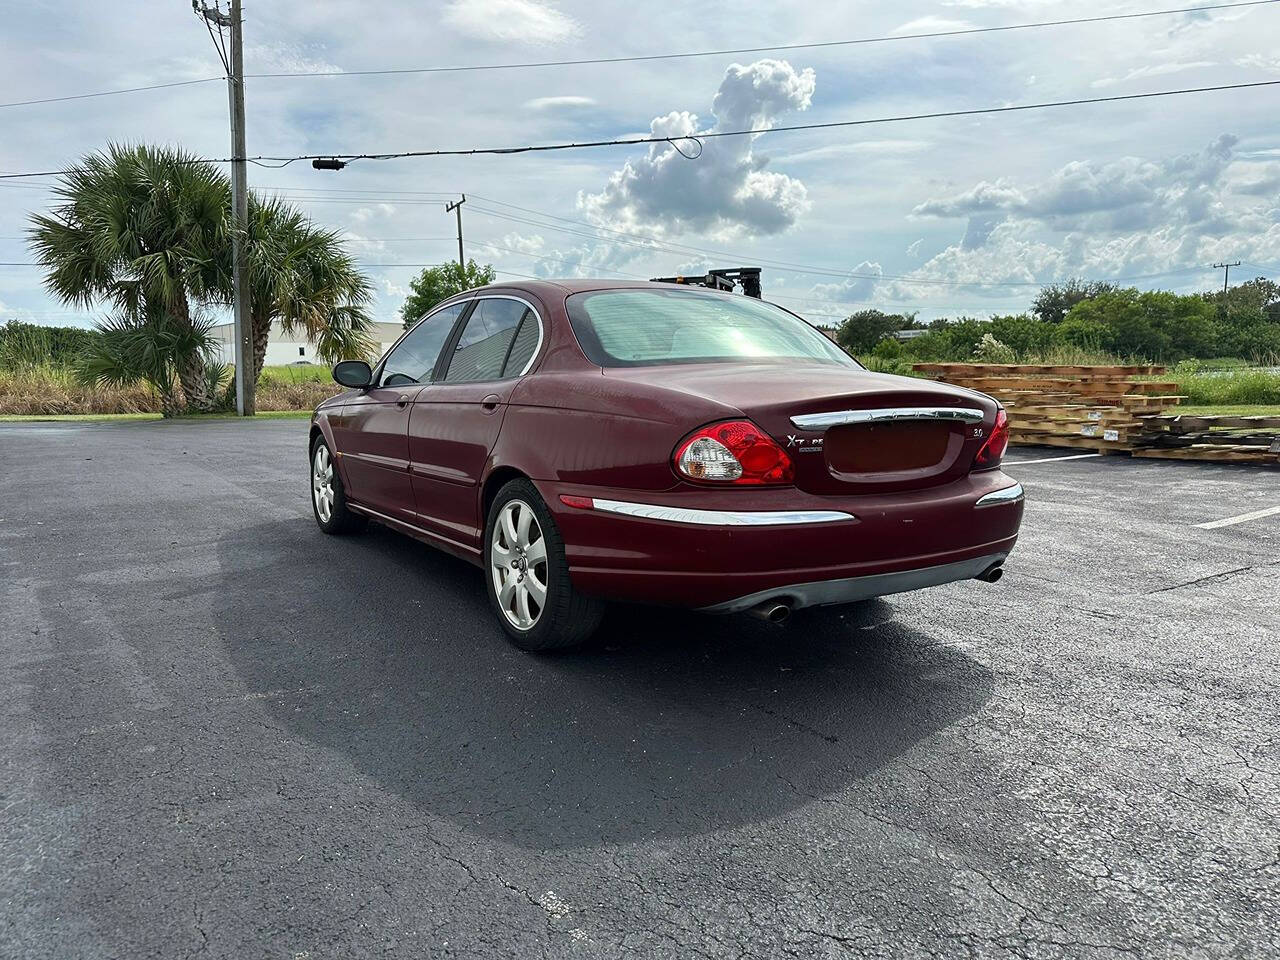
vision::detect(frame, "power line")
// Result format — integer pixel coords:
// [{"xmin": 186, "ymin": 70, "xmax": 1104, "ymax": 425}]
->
[
  {"xmin": 132, "ymin": 80, "xmax": 1280, "ymax": 167},
  {"xmin": 0, "ymin": 77, "xmax": 222, "ymax": 110},
  {"xmin": 464, "ymin": 202, "xmax": 1216, "ymax": 288},
  {"xmin": 243, "ymin": 1, "xmax": 1280, "ymax": 79},
  {"xmin": 3, "ymin": 78, "xmax": 1278, "ymax": 181},
  {"xmin": 1, "ymin": 1, "xmax": 1272, "ymax": 114}
]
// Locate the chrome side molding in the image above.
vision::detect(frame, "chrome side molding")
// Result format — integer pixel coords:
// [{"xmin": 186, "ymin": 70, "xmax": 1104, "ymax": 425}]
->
[
  {"xmin": 590, "ymin": 498, "xmax": 856, "ymax": 527},
  {"xmin": 975, "ymin": 483, "xmax": 1025, "ymax": 507},
  {"xmin": 790, "ymin": 406, "xmax": 985, "ymax": 431}
]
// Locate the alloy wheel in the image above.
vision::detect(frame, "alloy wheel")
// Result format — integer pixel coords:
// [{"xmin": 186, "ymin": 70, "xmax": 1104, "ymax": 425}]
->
[
  {"xmin": 490, "ymin": 499, "xmax": 548, "ymax": 630},
  {"xmin": 312, "ymin": 444, "xmax": 335, "ymax": 523}
]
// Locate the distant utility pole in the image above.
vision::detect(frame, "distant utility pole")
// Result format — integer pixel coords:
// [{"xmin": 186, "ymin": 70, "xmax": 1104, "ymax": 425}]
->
[
  {"xmin": 446, "ymin": 195, "xmax": 466, "ymax": 269},
  {"xmin": 1213, "ymin": 260, "xmax": 1241, "ymax": 316},
  {"xmin": 1208, "ymin": 261, "xmax": 1239, "ymax": 299},
  {"xmin": 195, "ymin": 0, "xmax": 253, "ymax": 416}
]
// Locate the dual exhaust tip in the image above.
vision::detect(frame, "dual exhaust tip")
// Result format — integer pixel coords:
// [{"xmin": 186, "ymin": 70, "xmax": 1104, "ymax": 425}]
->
[{"xmin": 747, "ymin": 564, "xmax": 1005, "ymax": 624}]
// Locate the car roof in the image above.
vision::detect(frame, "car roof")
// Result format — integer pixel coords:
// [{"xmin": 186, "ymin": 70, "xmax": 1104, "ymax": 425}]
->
[{"xmin": 467, "ymin": 278, "xmax": 724, "ymax": 298}]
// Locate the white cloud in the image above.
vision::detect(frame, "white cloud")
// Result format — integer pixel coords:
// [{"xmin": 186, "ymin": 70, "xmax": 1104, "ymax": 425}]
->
[
  {"xmin": 1236, "ymin": 54, "xmax": 1280, "ymax": 73},
  {"xmin": 775, "ymin": 139, "xmax": 931, "ymax": 163},
  {"xmin": 524, "ymin": 95, "xmax": 596, "ymax": 110},
  {"xmin": 349, "ymin": 204, "xmax": 397, "ymax": 223},
  {"xmin": 1091, "ymin": 60, "xmax": 1215, "ymax": 88},
  {"xmin": 442, "ymin": 0, "xmax": 581, "ymax": 43},
  {"xmin": 872, "ymin": 134, "xmax": 1280, "ymax": 306},
  {"xmin": 893, "ymin": 16, "xmax": 974, "ymax": 33},
  {"xmin": 245, "ymin": 42, "xmax": 342, "ymax": 74},
  {"xmin": 811, "ymin": 261, "xmax": 884, "ymax": 303},
  {"xmin": 580, "ymin": 59, "xmax": 816, "ymax": 237}
]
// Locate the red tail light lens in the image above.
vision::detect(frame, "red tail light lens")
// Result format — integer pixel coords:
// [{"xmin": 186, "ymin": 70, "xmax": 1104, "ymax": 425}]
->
[
  {"xmin": 973, "ymin": 408, "xmax": 1009, "ymax": 470},
  {"xmin": 674, "ymin": 420, "xmax": 794, "ymax": 485}
]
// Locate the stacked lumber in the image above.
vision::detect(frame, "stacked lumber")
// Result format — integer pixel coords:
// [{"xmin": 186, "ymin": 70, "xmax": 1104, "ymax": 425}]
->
[
  {"xmin": 910, "ymin": 363, "xmax": 1181, "ymax": 453},
  {"xmin": 1133, "ymin": 414, "xmax": 1280, "ymax": 464},
  {"xmin": 911, "ymin": 363, "xmax": 1280, "ymax": 464}
]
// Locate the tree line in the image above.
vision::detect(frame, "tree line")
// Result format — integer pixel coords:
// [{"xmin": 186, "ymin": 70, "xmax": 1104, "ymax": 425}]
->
[{"xmin": 831, "ymin": 278, "xmax": 1280, "ymax": 364}]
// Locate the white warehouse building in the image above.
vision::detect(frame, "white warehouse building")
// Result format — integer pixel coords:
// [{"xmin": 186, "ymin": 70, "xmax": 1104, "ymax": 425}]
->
[{"xmin": 210, "ymin": 320, "xmax": 406, "ymax": 368}]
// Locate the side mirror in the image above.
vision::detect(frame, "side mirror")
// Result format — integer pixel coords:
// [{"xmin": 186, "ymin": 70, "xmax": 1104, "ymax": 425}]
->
[{"xmin": 333, "ymin": 360, "xmax": 372, "ymax": 389}]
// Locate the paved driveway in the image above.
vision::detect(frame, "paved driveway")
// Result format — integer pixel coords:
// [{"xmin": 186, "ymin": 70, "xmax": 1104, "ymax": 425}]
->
[{"xmin": 2, "ymin": 421, "xmax": 1277, "ymax": 958}]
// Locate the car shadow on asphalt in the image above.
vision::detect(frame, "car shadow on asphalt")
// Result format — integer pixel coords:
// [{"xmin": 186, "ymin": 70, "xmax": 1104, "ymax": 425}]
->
[{"xmin": 213, "ymin": 518, "xmax": 995, "ymax": 850}]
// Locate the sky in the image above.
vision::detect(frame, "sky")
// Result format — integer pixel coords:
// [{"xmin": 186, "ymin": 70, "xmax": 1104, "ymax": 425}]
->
[{"xmin": 2, "ymin": 0, "xmax": 1280, "ymax": 328}]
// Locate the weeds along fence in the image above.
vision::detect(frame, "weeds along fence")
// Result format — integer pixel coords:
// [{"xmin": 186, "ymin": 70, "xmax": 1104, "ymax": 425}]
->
[{"xmin": 0, "ymin": 363, "xmax": 343, "ymax": 415}]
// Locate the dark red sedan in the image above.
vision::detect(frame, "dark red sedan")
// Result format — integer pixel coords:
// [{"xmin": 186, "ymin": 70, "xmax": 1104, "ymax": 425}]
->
[{"xmin": 309, "ymin": 280, "xmax": 1023, "ymax": 650}]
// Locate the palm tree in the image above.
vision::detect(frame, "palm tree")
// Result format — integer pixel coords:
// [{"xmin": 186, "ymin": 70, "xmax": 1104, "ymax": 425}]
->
[
  {"xmin": 28, "ymin": 144, "xmax": 229, "ymax": 411},
  {"xmin": 243, "ymin": 196, "xmax": 376, "ymax": 386},
  {"xmin": 75, "ymin": 305, "xmax": 218, "ymax": 417}
]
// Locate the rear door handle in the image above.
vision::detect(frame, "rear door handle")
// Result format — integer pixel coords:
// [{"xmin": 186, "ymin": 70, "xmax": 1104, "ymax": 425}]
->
[
  {"xmin": 395, "ymin": 395, "xmax": 410, "ymax": 408},
  {"xmin": 480, "ymin": 393, "xmax": 501, "ymax": 414}
]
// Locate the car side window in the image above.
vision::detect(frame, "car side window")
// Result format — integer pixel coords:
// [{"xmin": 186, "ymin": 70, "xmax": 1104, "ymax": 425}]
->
[
  {"xmin": 380, "ymin": 302, "xmax": 467, "ymax": 386},
  {"xmin": 442, "ymin": 298, "xmax": 533, "ymax": 383},
  {"xmin": 502, "ymin": 312, "xmax": 541, "ymax": 377}
]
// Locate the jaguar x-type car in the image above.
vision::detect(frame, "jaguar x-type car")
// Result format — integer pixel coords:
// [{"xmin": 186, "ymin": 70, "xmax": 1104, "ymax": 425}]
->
[{"xmin": 309, "ymin": 279, "xmax": 1024, "ymax": 650}]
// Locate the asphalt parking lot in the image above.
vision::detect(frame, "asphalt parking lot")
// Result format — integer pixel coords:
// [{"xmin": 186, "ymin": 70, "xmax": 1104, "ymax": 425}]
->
[{"xmin": 2, "ymin": 420, "xmax": 1277, "ymax": 959}]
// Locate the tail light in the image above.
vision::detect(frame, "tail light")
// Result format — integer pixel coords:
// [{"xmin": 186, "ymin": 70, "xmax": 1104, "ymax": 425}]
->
[
  {"xmin": 973, "ymin": 407, "xmax": 1009, "ymax": 470},
  {"xmin": 673, "ymin": 420, "xmax": 794, "ymax": 485}
]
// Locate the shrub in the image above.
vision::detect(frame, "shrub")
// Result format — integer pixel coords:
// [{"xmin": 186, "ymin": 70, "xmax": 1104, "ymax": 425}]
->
[
  {"xmin": 973, "ymin": 333, "xmax": 1016, "ymax": 363},
  {"xmin": 0, "ymin": 321, "xmax": 100, "ymax": 369}
]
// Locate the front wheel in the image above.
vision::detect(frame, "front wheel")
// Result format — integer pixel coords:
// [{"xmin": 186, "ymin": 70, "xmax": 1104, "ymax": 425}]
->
[
  {"xmin": 484, "ymin": 479, "xmax": 604, "ymax": 651},
  {"xmin": 310, "ymin": 436, "xmax": 366, "ymax": 535}
]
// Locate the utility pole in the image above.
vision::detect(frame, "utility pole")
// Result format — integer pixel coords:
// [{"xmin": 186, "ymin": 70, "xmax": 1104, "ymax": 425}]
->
[
  {"xmin": 196, "ymin": 0, "xmax": 253, "ymax": 415},
  {"xmin": 1213, "ymin": 260, "xmax": 1240, "ymax": 317},
  {"xmin": 446, "ymin": 195, "xmax": 466, "ymax": 269}
]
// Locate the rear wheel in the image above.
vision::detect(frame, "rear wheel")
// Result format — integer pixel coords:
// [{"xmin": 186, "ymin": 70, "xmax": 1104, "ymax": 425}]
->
[
  {"xmin": 310, "ymin": 436, "xmax": 366, "ymax": 535},
  {"xmin": 484, "ymin": 479, "xmax": 604, "ymax": 651}
]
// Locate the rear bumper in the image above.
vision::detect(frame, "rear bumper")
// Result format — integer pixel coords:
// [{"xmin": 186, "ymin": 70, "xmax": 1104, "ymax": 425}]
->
[
  {"xmin": 698, "ymin": 552, "xmax": 1007, "ymax": 613},
  {"xmin": 539, "ymin": 471, "xmax": 1024, "ymax": 610}
]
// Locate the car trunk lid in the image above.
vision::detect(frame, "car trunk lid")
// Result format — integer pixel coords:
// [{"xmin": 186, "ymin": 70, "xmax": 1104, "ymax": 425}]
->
[{"xmin": 604, "ymin": 361, "xmax": 995, "ymax": 494}]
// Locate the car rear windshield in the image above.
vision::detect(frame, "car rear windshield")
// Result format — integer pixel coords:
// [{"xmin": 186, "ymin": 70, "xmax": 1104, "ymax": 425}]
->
[{"xmin": 565, "ymin": 288, "xmax": 858, "ymax": 368}]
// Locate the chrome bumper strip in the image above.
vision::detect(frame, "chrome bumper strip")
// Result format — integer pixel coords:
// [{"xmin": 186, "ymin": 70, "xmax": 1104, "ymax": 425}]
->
[
  {"xmin": 790, "ymin": 406, "xmax": 984, "ymax": 431},
  {"xmin": 975, "ymin": 482, "xmax": 1025, "ymax": 507},
  {"xmin": 590, "ymin": 498, "xmax": 856, "ymax": 527}
]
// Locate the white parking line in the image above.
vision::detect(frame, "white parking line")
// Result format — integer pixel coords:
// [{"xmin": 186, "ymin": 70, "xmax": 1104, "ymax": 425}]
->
[
  {"xmin": 1195, "ymin": 505, "xmax": 1280, "ymax": 529},
  {"xmin": 1004, "ymin": 453, "xmax": 1103, "ymax": 465}
]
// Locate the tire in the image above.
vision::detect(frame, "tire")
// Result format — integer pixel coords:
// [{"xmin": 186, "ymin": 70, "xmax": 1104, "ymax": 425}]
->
[
  {"xmin": 483, "ymin": 479, "xmax": 605, "ymax": 651},
  {"xmin": 310, "ymin": 435, "xmax": 367, "ymax": 535}
]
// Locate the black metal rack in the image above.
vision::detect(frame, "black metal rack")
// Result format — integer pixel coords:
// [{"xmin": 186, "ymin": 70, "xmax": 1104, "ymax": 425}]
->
[{"xmin": 649, "ymin": 267, "xmax": 762, "ymax": 299}]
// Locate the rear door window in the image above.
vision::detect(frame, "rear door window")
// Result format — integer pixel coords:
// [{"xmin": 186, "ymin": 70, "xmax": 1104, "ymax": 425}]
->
[{"xmin": 442, "ymin": 298, "xmax": 535, "ymax": 382}]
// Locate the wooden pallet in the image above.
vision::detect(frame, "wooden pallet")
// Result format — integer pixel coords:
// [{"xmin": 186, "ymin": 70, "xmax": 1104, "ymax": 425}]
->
[
  {"xmin": 1141, "ymin": 414, "xmax": 1280, "ymax": 433},
  {"xmin": 1133, "ymin": 444, "xmax": 1280, "ymax": 463}
]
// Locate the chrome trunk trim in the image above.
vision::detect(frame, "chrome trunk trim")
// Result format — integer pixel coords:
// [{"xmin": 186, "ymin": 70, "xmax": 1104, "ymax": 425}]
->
[{"xmin": 790, "ymin": 406, "xmax": 984, "ymax": 431}]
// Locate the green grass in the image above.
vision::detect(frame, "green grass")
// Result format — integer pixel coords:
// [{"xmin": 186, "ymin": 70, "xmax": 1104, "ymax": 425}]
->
[
  {"xmin": 0, "ymin": 412, "xmax": 162, "ymax": 422},
  {"xmin": 260, "ymin": 364, "xmax": 330, "ymax": 386},
  {"xmin": 1174, "ymin": 404, "xmax": 1280, "ymax": 417},
  {"xmin": 0, "ymin": 409, "xmax": 313, "ymax": 423},
  {"xmin": 1169, "ymin": 370, "xmax": 1280, "ymax": 406}
]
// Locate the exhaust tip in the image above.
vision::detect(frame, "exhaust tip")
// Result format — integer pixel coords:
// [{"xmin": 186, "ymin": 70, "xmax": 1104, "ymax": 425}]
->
[
  {"xmin": 749, "ymin": 601, "xmax": 793, "ymax": 624},
  {"xmin": 976, "ymin": 564, "xmax": 1004, "ymax": 584}
]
